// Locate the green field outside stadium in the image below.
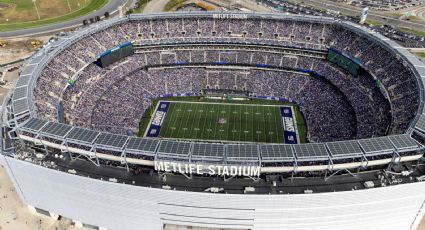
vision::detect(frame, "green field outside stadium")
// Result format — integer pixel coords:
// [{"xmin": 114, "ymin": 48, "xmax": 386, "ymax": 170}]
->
[
  {"xmin": 0, "ymin": 0, "xmax": 108, "ymax": 32},
  {"xmin": 139, "ymin": 97, "xmax": 307, "ymax": 143}
]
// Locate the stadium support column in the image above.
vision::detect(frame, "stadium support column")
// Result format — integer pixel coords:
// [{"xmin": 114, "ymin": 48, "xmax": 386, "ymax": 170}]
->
[
  {"xmin": 359, "ymin": 7, "xmax": 369, "ymax": 24},
  {"xmin": 121, "ymin": 149, "xmax": 129, "ymax": 172},
  {"xmin": 119, "ymin": 6, "xmax": 123, "ymax": 18},
  {"xmin": 386, "ymin": 150, "xmax": 401, "ymax": 171}
]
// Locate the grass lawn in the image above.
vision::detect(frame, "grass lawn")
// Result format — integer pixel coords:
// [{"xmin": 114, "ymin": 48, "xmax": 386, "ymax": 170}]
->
[
  {"xmin": 415, "ymin": 52, "xmax": 425, "ymax": 59},
  {"xmin": 365, "ymin": 19, "xmax": 384, "ymax": 27},
  {"xmin": 396, "ymin": 27, "xmax": 425, "ymax": 37},
  {"xmin": 0, "ymin": 0, "xmax": 108, "ymax": 32},
  {"xmin": 164, "ymin": 0, "xmax": 186, "ymax": 11},
  {"xmin": 138, "ymin": 97, "xmax": 308, "ymax": 144}
]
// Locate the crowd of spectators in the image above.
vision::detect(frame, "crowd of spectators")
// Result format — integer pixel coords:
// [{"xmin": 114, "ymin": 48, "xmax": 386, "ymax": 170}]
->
[{"xmin": 32, "ymin": 17, "xmax": 419, "ymax": 143}]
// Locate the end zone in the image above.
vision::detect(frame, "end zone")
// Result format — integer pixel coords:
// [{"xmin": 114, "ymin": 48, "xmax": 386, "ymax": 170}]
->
[
  {"xmin": 144, "ymin": 101, "xmax": 170, "ymax": 137},
  {"xmin": 280, "ymin": 106, "xmax": 299, "ymax": 144}
]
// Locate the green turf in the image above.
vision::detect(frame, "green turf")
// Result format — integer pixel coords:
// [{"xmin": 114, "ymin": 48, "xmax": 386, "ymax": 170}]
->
[
  {"xmin": 158, "ymin": 101, "xmax": 285, "ymax": 143},
  {"xmin": 398, "ymin": 27, "xmax": 425, "ymax": 37},
  {"xmin": 138, "ymin": 97, "xmax": 308, "ymax": 143},
  {"xmin": 0, "ymin": 0, "xmax": 108, "ymax": 32},
  {"xmin": 415, "ymin": 52, "xmax": 425, "ymax": 59}
]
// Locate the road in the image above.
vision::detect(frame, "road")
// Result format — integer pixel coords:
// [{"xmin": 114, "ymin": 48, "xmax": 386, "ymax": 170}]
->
[
  {"xmin": 0, "ymin": 0, "xmax": 127, "ymax": 38},
  {"xmin": 290, "ymin": 0, "xmax": 425, "ymax": 31},
  {"xmin": 203, "ymin": 0, "xmax": 271, "ymax": 12},
  {"xmin": 143, "ymin": 0, "xmax": 171, "ymax": 13},
  {"xmin": 142, "ymin": 0, "xmax": 272, "ymax": 13}
]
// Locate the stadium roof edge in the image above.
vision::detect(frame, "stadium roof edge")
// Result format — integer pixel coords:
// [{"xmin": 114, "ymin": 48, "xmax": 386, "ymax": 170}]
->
[{"xmin": 15, "ymin": 118, "xmax": 424, "ymax": 164}]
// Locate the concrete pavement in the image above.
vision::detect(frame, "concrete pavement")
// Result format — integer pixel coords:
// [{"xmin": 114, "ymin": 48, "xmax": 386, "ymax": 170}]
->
[
  {"xmin": 290, "ymin": 0, "xmax": 425, "ymax": 31},
  {"xmin": 143, "ymin": 0, "xmax": 171, "ymax": 13}
]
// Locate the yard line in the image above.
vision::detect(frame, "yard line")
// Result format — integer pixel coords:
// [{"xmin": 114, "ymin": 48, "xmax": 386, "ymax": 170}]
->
[
  {"xmin": 171, "ymin": 103, "xmax": 180, "ymax": 137},
  {"xmin": 246, "ymin": 106, "xmax": 252, "ymax": 140},
  {"xmin": 230, "ymin": 104, "xmax": 234, "ymax": 141},
  {"xmin": 221, "ymin": 104, "xmax": 228, "ymax": 141},
  {"xmin": 255, "ymin": 105, "xmax": 260, "ymax": 142},
  {"xmin": 259, "ymin": 106, "xmax": 265, "ymax": 142},
  {"xmin": 207, "ymin": 103, "xmax": 213, "ymax": 139},
  {"xmin": 174, "ymin": 103, "xmax": 184, "ymax": 138},
  {"xmin": 267, "ymin": 106, "xmax": 274, "ymax": 142},
  {"xmin": 200, "ymin": 103, "xmax": 207, "ymax": 140},
  {"xmin": 236, "ymin": 104, "xmax": 241, "ymax": 141},
  {"xmin": 224, "ymin": 104, "xmax": 228, "ymax": 140},
  {"xmin": 185, "ymin": 103, "xmax": 196, "ymax": 138},
  {"xmin": 273, "ymin": 106, "xmax": 281, "ymax": 143},
  {"xmin": 192, "ymin": 103, "xmax": 201, "ymax": 139},
  {"xmin": 208, "ymin": 105, "xmax": 215, "ymax": 139},
  {"xmin": 242, "ymin": 104, "xmax": 247, "ymax": 142},
  {"xmin": 271, "ymin": 106, "xmax": 277, "ymax": 143},
  {"xmin": 161, "ymin": 103, "xmax": 173, "ymax": 137}
]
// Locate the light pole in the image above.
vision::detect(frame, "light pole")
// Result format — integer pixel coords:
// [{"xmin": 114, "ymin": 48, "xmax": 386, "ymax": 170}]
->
[{"xmin": 32, "ymin": 0, "xmax": 41, "ymax": 20}]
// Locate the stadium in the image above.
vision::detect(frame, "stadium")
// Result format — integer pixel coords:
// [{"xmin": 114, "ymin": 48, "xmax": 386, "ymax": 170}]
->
[{"xmin": 2, "ymin": 11, "xmax": 425, "ymax": 230}]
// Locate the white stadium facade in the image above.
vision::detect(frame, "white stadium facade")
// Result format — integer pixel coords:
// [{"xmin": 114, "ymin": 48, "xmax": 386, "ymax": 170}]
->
[{"xmin": 2, "ymin": 12, "xmax": 425, "ymax": 230}]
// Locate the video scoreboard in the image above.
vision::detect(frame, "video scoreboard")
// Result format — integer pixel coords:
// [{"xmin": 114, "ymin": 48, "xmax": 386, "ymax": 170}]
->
[
  {"xmin": 327, "ymin": 48, "xmax": 361, "ymax": 76},
  {"xmin": 95, "ymin": 41, "xmax": 134, "ymax": 68}
]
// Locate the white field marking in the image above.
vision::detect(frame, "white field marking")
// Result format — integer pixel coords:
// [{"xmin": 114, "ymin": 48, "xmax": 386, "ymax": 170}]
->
[
  {"xmin": 194, "ymin": 128, "xmax": 200, "ymax": 131},
  {"xmin": 256, "ymin": 131, "xmax": 262, "ymax": 134},
  {"xmin": 199, "ymin": 110, "xmax": 203, "ymax": 112},
  {"xmin": 244, "ymin": 130, "xmax": 249, "ymax": 133},
  {"xmin": 244, "ymin": 112, "xmax": 249, "ymax": 115},
  {"xmin": 268, "ymin": 131, "xmax": 275, "ymax": 134},
  {"xmin": 171, "ymin": 127, "xmax": 176, "ymax": 130},
  {"xmin": 143, "ymin": 100, "xmax": 162, "ymax": 137},
  {"xmin": 233, "ymin": 111, "xmax": 238, "ymax": 114},
  {"xmin": 183, "ymin": 128, "xmax": 188, "ymax": 130},
  {"xmin": 187, "ymin": 109, "xmax": 192, "ymax": 112},
  {"xmin": 255, "ymin": 112, "xmax": 261, "ymax": 115},
  {"xmin": 232, "ymin": 130, "xmax": 237, "ymax": 132},
  {"xmin": 289, "ymin": 106, "xmax": 301, "ymax": 144}
]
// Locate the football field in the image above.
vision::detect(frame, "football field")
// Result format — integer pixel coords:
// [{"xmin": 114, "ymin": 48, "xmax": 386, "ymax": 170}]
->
[{"xmin": 158, "ymin": 101, "xmax": 285, "ymax": 143}]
